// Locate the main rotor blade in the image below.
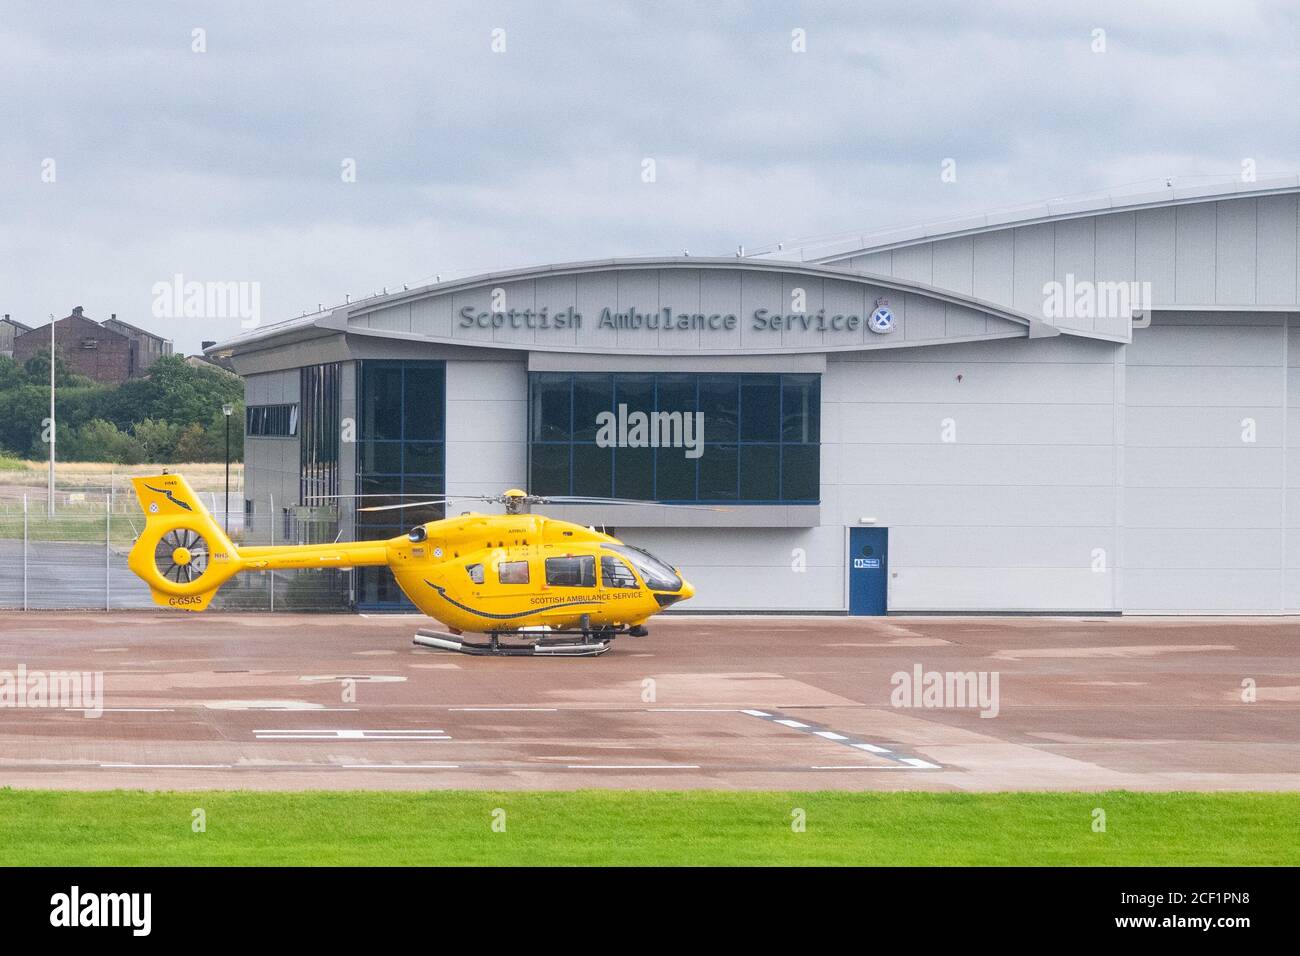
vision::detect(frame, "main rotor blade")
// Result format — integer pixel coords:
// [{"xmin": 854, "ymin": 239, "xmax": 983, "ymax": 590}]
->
[
  {"xmin": 539, "ymin": 496, "xmax": 734, "ymax": 512},
  {"xmin": 358, "ymin": 500, "xmax": 449, "ymax": 513}
]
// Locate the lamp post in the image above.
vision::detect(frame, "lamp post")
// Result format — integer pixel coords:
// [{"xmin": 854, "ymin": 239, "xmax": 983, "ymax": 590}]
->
[
  {"xmin": 47, "ymin": 313, "xmax": 55, "ymax": 517},
  {"xmin": 221, "ymin": 403, "xmax": 234, "ymax": 534}
]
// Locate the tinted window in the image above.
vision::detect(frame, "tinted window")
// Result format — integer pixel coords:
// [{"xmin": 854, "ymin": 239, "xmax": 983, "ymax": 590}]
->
[
  {"xmin": 609, "ymin": 545, "xmax": 681, "ymax": 591},
  {"xmin": 466, "ymin": 563, "xmax": 485, "ymax": 585},
  {"xmin": 601, "ymin": 554, "xmax": 638, "ymax": 589},
  {"xmin": 545, "ymin": 555, "xmax": 596, "ymax": 587},
  {"xmin": 498, "ymin": 561, "xmax": 530, "ymax": 584}
]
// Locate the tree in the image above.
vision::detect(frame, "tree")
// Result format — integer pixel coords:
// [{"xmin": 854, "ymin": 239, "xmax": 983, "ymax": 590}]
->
[
  {"xmin": 21, "ymin": 348, "xmax": 96, "ymax": 388},
  {"xmin": 133, "ymin": 418, "xmax": 182, "ymax": 462},
  {"xmin": 66, "ymin": 419, "xmax": 142, "ymax": 464}
]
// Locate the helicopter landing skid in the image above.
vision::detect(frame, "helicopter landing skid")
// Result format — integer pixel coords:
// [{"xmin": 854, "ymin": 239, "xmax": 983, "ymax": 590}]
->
[{"xmin": 413, "ymin": 627, "xmax": 615, "ymax": 657}]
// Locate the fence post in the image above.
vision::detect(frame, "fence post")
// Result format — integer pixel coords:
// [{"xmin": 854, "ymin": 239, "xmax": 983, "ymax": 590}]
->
[
  {"xmin": 22, "ymin": 494, "xmax": 28, "ymax": 611},
  {"xmin": 105, "ymin": 486, "xmax": 113, "ymax": 612},
  {"xmin": 268, "ymin": 492, "xmax": 275, "ymax": 613}
]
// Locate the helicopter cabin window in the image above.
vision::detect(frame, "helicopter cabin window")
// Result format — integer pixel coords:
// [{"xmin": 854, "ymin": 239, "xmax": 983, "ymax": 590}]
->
[
  {"xmin": 466, "ymin": 563, "xmax": 485, "ymax": 585},
  {"xmin": 600, "ymin": 554, "xmax": 638, "ymax": 588},
  {"xmin": 545, "ymin": 555, "xmax": 596, "ymax": 587},
  {"xmin": 497, "ymin": 560, "xmax": 530, "ymax": 584}
]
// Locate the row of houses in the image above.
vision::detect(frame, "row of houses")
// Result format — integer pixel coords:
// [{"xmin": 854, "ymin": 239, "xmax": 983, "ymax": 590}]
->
[{"xmin": 0, "ymin": 307, "xmax": 186, "ymax": 384}]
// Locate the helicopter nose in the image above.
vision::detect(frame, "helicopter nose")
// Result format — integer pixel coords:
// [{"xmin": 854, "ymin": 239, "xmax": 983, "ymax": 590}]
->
[{"xmin": 678, "ymin": 579, "xmax": 695, "ymax": 601}]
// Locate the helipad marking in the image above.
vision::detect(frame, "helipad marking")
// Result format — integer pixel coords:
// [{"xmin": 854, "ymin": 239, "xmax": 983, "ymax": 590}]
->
[
  {"xmin": 450, "ymin": 707, "xmax": 557, "ymax": 712},
  {"xmin": 65, "ymin": 708, "xmax": 175, "ymax": 713},
  {"xmin": 741, "ymin": 709, "xmax": 940, "ymax": 769},
  {"xmin": 341, "ymin": 764, "xmax": 460, "ymax": 770},
  {"xmin": 254, "ymin": 728, "xmax": 450, "ymax": 740}
]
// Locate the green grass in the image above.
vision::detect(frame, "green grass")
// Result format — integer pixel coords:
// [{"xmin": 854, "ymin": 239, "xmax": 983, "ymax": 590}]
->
[{"xmin": 1, "ymin": 790, "xmax": 1296, "ymax": 866}]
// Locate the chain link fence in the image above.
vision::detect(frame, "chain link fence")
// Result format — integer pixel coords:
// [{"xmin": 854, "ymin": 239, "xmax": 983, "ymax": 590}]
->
[{"xmin": 0, "ymin": 483, "xmax": 351, "ymax": 611}]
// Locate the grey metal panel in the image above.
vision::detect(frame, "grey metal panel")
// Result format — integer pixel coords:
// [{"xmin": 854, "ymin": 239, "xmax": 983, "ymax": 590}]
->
[
  {"xmin": 838, "ymin": 402, "xmax": 1114, "ymax": 445},
  {"xmin": 1125, "ymin": 446, "xmax": 1281, "ymax": 487},
  {"xmin": 820, "ymin": 277, "xmax": 868, "ymax": 348},
  {"xmin": 829, "ymin": 482, "xmax": 1116, "ymax": 527},
  {"xmin": 780, "ymin": 274, "xmax": 825, "ymax": 350},
  {"xmin": 1124, "ymin": 487, "xmax": 1282, "ymax": 529},
  {"xmin": 410, "ymin": 295, "xmax": 453, "ymax": 339},
  {"xmin": 838, "ymin": 442, "xmax": 1114, "ymax": 486},
  {"xmin": 656, "ymin": 269, "xmax": 702, "ymax": 351},
  {"xmin": 1053, "ymin": 218, "xmax": 1097, "ymax": 333},
  {"xmin": 891, "ymin": 244, "xmax": 932, "ymax": 284},
  {"xmin": 1124, "ymin": 570, "xmax": 1282, "ymax": 613},
  {"xmin": 1125, "ymin": 528, "xmax": 1281, "ymax": 569},
  {"xmin": 443, "ymin": 359, "xmax": 527, "ymax": 494},
  {"xmin": 891, "ymin": 525, "xmax": 1107, "ymax": 568},
  {"xmin": 574, "ymin": 271, "xmax": 620, "ymax": 352},
  {"xmin": 614, "ymin": 269, "xmax": 659, "ymax": 351},
  {"xmin": 1135, "ymin": 207, "xmax": 1176, "ymax": 304},
  {"xmin": 1012, "ymin": 224, "xmax": 1055, "ymax": 318},
  {"xmin": 1214, "ymin": 198, "xmax": 1258, "ymax": 304},
  {"xmin": 1094, "ymin": 211, "xmax": 1136, "ymax": 285},
  {"xmin": 739, "ymin": 268, "xmax": 783, "ymax": 350},
  {"xmin": 972, "ymin": 229, "xmax": 1014, "ymax": 306},
  {"xmin": 930, "ymin": 237, "xmax": 974, "ymax": 295},
  {"xmin": 1126, "ymin": 365, "xmax": 1282, "ymax": 406},
  {"xmin": 902, "ymin": 295, "xmax": 945, "ymax": 342},
  {"xmin": 533, "ymin": 273, "xmax": 579, "ymax": 348},
  {"xmin": 1125, "ymin": 319, "xmax": 1283, "ymax": 366},
  {"xmin": 491, "ymin": 280, "xmax": 538, "ymax": 348},
  {"xmin": 891, "ymin": 568, "xmax": 1112, "ymax": 612},
  {"xmin": 698, "ymin": 269, "xmax": 742, "ymax": 351},
  {"xmin": 1174, "ymin": 202, "xmax": 1217, "ymax": 303},
  {"xmin": 944, "ymin": 302, "xmax": 990, "ymax": 338},
  {"xmin": 1125, "ymin": 406, "xmax": 1282, "ymax": 447},
  {"xmin": 1256, "ymin": 194, "xmax": 1298, "ymax": 304}
]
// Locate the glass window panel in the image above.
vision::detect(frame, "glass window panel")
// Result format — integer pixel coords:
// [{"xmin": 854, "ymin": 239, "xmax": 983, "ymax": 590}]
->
[
  {"xmin": 572, "ymin": 374, "xmax": 613, "ymax": 442},
  {"xmin": 362, "ymin": 441, "xmax": 402, "ymax": 474},
  {"xmin": 497, "ymin": 560, "xmax": 530, "ymax": 584},
  {"xmin": 362, "ymin": 365, "xmax": 403, "ymax": 441},
  {"xmin": 613, "ymin": 373, "xmax": 654, "ymax": 420},
  {"xmin": 572, "ymin": 444, "xmax": 612, "ymax": 498},
  {"xmin": 405, "ymin": 442, "xmax": 442, "ymax": 475},
  {"xmin": 403, "ymin": 367, "xmax": 441, "ymax": 440},
  {"xmin": 544, "ymin": 555, "xmax": 596, "ymax": 587},
  {"xmin": 781, "ymin": 444, "xmax": 819, "ymax": 501},
  {"xmin": 782, "ymin": 375, "xmax": 819, "ymax": 443},
  {"xmin": 740, "ymin": 375, "xmax": 781, "ymax": 442},
  {"xmin": 739, "ymin": 444, "xmax": 780, "ymax": 500},
  {"xmin": 698, "ymin": 443, "xmax": 738, "ymax": 500},
  {"xmin": 655, "ymin": 445, "xmax": 696, "ymax": 501},
  {"xmin": 600, "ymin": 554, "xmax": 638, "ymax": 588},
  {"xmin": 698, "ymin": 375, "xmax": 738, "ymax": 443},
  {"xmin": 613, "ymin": 446, "xmax": 654, "ymax": 500},
  {"xmin": 531, "ymin": 373, "xmax": 572, "ymax": 441},
  {"xmin": 530, "ymin": 443, "xmax": 571, "ymax": 495},
  {"xmin": 655, "ymin": 374, "xmax": 697, "ymax": 417}
]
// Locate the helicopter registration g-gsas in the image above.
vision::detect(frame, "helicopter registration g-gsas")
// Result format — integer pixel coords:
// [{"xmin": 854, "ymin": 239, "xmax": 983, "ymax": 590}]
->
[{"xmin": 126, "ymin": 473, "xmax": 697, "ymax": 656}]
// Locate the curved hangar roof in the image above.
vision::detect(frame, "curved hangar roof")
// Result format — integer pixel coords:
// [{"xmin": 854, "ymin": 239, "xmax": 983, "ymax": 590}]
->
[
  {"xmin": 212, "ymin": 256, "xmax": 1061, "ymax": 363},
  {"xmin": 750, "ymin": 176, "xmax": 1300, "ymax": 340}
]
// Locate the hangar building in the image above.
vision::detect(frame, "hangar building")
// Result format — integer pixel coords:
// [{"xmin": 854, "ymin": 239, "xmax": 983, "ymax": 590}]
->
[{"xmin": 214, "ymin": 178, "xmax": 1300, "ymax": 614}]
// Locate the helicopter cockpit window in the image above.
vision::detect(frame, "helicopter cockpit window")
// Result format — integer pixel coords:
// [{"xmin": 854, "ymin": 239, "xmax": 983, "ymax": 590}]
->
[
  {"xmin": 544, "ymin": 555, "xmax": 596, "ymax": 587},
  {"xmin": 600, "ymin": 554, "xmax": 638, "ymax": 589},
  {"xmin": 608, "ymin": 545, "xmax": 682, "ymax": 591},
  {"xmin": 466, "ymin": 563, "xmax": 485, "ymax": 585},
  {"xmin": 497, "ymin": 561, "xmax": 530, "ymax": 584}
]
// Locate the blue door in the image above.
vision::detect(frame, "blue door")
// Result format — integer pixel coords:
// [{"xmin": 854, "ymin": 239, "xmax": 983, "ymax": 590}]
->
[{"xmin": 849, "ymin": 527, "xmax": 888, "ymax": 615}]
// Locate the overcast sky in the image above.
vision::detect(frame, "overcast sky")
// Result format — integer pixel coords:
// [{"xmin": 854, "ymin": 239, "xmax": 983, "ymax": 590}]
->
[{"xmin": 3, "ymin": 0, "xmax": 1298, "ymax": 353}]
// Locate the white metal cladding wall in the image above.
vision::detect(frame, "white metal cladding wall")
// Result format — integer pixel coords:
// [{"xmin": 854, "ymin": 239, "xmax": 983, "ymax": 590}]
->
[
  {"xmin": 243, "ymin": 368, "xmax": 301, "ymax": 530},
  {"xmin": 835, "ymin": 194, "xmax": 1300, "ymax": 338},
  {"xmin": 1122, "ymin": 312, "xmax": 1292, "ymax": 613},
  {"xmin": 823, "ymin": 334, "xmax": 1121, "ymax": 612},
  {"xmin": 443, "ymin": 357, "xmax": 528, "ymax": 499}
]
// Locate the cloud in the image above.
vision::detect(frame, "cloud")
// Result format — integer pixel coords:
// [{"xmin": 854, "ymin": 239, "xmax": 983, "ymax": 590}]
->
[{"xmin": 2, "ymin": 0, "xmax": 1297, "ymax": 351}]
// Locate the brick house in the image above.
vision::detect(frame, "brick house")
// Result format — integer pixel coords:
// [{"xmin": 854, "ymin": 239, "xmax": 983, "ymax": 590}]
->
[{"xmin": 12, "ymin": 307, "xmax": 173, "ymax": 385}]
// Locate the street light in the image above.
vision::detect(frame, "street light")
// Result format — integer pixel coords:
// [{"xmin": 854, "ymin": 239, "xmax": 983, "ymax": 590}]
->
[{"xmin": 221, "ymin": 403, "xmax": 234, "ymax": 534}]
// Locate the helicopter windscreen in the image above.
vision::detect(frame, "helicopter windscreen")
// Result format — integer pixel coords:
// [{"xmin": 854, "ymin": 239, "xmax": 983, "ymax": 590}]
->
[{"xmin": 608, "ymin": 545, "xmax": 682, "ymax": 591}]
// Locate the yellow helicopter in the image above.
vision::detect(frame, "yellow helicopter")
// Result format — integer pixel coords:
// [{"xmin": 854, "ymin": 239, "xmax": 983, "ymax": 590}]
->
[{"xmin": 126, "ymin": 473, "xmax": 697, "ymax": 656}]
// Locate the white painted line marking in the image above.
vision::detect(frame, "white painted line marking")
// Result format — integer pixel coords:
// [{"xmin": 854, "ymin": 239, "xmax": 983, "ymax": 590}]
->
[
  {"xmin": 253, "ymin": 729, "xmax": 446, "ymax": 734},
  {"xmin": 740, "ymin": 709, "xmax": 770, "ymax": 717},
  {"xmin": 101, "ymin": 763, "xmax": 232, "ymax": 769},
  {"xmin": 340, "ymin": 764, "xmax": 460, "ymax": 770},
  {"xmin": 814, "ymin": 731, "xmax": 848, "ymax": 740},
  {"xmin": 65, "ymin": 708, "xmax": 175, "ymax": 713},
  {"xmin": 899, "ymin": 757, "xmax": 941, "ymax": 769},
  {"xmin": 256, "ymin": 734, "xmax": 451, "ymax": 741},
  {"xmin": 852, "ymin": 742, "xmax": 892, "ymax": 754},
  {"xmin": 775, "ymin": 719, "xmax": 809, "ymax": 728},
  {"xmin": 450, "ymin": 707, "xmax": 557, "ymax": 712},
  {"xmin": 567, "ymin": 764, "xmax": 701, "ymax": 770}
]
